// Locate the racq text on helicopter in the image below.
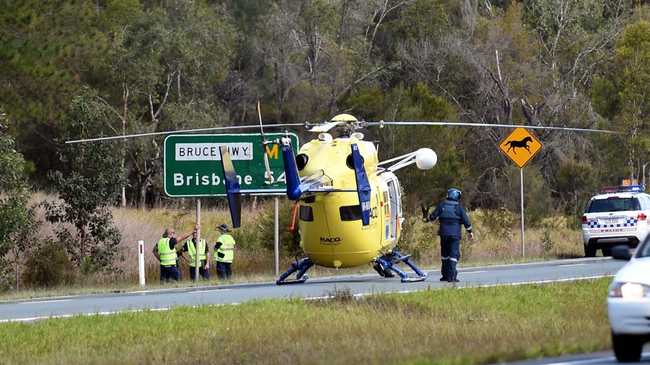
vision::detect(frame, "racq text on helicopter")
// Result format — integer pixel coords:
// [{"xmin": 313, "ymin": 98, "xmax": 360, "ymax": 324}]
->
[{"xmin": 67, "ymin": 110, "xmax": 616, "ymax": 285}]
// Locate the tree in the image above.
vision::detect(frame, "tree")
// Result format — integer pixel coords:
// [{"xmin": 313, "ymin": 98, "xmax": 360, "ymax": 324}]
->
[
  {"xmin": 103, "ymin": 0, "xmax": 236, "ymax": 207},
  {"xmin": 44, "ymin": 89, "xmax": 123, "ymax": 272},
  {"xmin": 592, "ymin": 19, "xmax": 650, "ymax": 181},
  {"xmin": 0, "ymin": 109, "xmax": 35, "ymax": 290}
]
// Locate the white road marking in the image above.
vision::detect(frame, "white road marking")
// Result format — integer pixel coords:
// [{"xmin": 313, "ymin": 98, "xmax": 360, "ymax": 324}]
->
[
  {"xmin": 191, "ymin": 289, "xmax": 232, "ymax": 294},
  {"xmin": 560, "ymin": 264, "xmax": 587, "ymax": 267},
  {"xmin": 19, "ymin": 299, "xmax": 72, "ymax": 305},
  {"xmin": 0, "ymin": 307, "xmax": 172, "ymax": 323},
  {"xmin": 456, "ymin": 275, "xmax": 613, "ymax": 290},
  {"xmin": 544, "ymin": 352, "xmax": 650, "ymax": 365},
  {"xmin": 545, "ymin": 357, "xmax": 616, "ymax": 365}
]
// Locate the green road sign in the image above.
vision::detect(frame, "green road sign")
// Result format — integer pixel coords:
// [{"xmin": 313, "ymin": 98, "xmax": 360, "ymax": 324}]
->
[{"xmin": 164, "ymin": 133, "xmax": 299, "ymax": 197}]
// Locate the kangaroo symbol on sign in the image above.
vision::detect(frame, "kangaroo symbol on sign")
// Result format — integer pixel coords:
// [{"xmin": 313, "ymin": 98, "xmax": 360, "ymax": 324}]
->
[{"xmin": 504, "ymin": 136, "xmax": 533, "ymax": 154}]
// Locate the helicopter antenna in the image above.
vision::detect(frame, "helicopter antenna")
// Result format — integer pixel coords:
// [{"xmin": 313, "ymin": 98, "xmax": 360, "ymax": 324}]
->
[{"xmin": 368, "ymin": 120, "xmax": 619, "ymax": 134}]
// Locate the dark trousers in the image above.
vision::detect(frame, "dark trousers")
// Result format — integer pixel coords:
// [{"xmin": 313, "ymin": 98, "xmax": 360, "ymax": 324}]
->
[
  {"xmin": 440, "ymin": 235, "xmax": 460, "ymax": 280},
  {"xmin": 189, "ymin": 263, "xmax": 210, "ymax": 280},
  {"xmin": 160, "ymin": 265, "xmax": 180, "ymax": 283},
  {"xmin": 216, "ymin": 261, "xmax": 232, "ymax": 280}
]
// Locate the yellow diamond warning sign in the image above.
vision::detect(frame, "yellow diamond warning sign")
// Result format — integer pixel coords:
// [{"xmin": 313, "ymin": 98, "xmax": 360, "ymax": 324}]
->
[{"xmin": 498, "ymin": 127, "xmax": 543, "ymax": 168}]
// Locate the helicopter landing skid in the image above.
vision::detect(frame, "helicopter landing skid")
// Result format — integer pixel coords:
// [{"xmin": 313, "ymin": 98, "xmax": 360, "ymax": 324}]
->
[
  {"xmin": 276, "ymin": 258, "xmax": 314, "ymax": 285},
  {"xmin": 374, "ymin": 249, "xmax": 427, "ymax": 283}
]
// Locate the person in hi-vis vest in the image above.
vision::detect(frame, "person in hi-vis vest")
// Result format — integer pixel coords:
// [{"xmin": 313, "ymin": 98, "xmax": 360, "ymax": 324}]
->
[
  {"xmin": 153, "ymin": 226, "xmax": 194, "ymax": 283},
  {"xmin": 214, "ymin": 224, "xmax": 235, "ymax": 280},
  {"xmin": 182, "ymin": 229, "xmax": 210, "ymax": 280}
]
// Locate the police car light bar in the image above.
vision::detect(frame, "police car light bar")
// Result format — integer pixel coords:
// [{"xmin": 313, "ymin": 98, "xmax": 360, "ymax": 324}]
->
[{"xmin": 600, "ymin": 185, "xmax": 645, "ymax": 193}]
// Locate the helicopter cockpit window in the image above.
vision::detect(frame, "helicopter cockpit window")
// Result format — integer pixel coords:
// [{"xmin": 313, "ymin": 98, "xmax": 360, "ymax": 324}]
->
[
  {"xmin": 339, "ymin": 205, "xmax": 362, "ymax": 221},
  {"xmin": 296, "ymin": 154, "xmax": 309, "ymax": 170},
  {"xmin": 299, "ymin": 205, "xmax": 314, "ymax": 221},
  {"xmin": 345, "ymin": 154, "xmax": 363, "ymax": 169}
]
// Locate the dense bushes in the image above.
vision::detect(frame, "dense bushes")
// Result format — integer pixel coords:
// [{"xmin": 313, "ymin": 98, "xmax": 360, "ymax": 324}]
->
[{"xmin": 22, "ymin": 240, "xmax": 75, "ymax": 288}]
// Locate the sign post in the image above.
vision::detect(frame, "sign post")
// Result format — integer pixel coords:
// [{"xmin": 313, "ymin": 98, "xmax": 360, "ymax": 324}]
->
[
  {"xmin": 274, "ymin": 197, "xmax": 280, "ymax": 277},
  {"xmin": 195, "ymin": 199, "xmax": 201, "ymax": 282},
  {"xmin": 520, "ymin": 169, "xmax": 525, "ymax": 257},
  {"xmin": 164, "ymin": 133, "xmax": 299, "ymax": 276},
  {"xmin": 138, "ymin": 240, "xmax": 145, "ymax": 287},
  {"xmin": 498, "ymin": 127, "xmax": 543, "ymax": 258}
]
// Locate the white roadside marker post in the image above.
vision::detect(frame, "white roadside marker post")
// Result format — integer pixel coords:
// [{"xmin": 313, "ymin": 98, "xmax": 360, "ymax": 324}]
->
[{"xmin": 138, "ymin": 240, "xmax": 145, "ymax": 287}]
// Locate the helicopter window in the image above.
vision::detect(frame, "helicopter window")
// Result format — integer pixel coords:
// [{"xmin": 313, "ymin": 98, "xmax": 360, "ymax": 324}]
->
[
  {"xmin": 296, "ymin": 154, "xmax": 309, "ymax": 170},
  {"xmin": 299, "ymin": 205, "xmax": 314, "ymax": 221},
  {"xmin": 345, "ymin": 154, "xmax": 363, "ymax": 169},
  {"xmin": 302, "ymin": 195, "xmax": 316, "ymax": 204},
  {"xmin": 339, "ymin": 205, "xmax": 362, "ymax": 221}
]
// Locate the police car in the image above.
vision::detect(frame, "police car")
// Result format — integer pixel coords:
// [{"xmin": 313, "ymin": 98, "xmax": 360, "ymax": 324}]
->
[{"xmin": 582, "ymin": 185, "xmax": 650, "ymax": 257}]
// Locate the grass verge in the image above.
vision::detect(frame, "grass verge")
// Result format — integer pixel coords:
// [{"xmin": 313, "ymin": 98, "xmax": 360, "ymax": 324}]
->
[{"xmin": 0, "ymin": 278, "xmax": 611, "ymax": 365}]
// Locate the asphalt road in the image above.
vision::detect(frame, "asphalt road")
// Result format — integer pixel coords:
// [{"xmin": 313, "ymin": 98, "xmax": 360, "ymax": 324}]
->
[
  {"xmin": 0, "ymin": 257, "xmax": 624, "ymax": 322},
  {"xmin": 501, "ymin": 350, "xmax": 650, "ymax": 365}
]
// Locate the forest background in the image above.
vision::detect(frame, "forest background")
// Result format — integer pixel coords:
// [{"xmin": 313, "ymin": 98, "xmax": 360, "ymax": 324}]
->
[{"xmin": 1, "ymin": 0, "xmax": 649, "ymax": 290}]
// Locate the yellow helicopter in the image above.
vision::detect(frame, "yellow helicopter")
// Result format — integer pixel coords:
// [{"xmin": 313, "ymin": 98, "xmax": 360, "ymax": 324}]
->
[
  {"xmin": 67, "ymin": 110, "xmax": 615, "ymax": 284},
  {"xmin": 269, "ymin": 113, "xmax": 436, "ymax": 283}
]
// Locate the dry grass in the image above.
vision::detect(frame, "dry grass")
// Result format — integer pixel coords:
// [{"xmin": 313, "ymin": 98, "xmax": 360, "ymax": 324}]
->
[{"xmin": 0, "ymin": 279, "xmax": 611, "ymax": 365}]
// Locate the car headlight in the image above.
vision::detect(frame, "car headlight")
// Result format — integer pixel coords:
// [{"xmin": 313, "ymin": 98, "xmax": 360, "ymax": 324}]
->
[{"xmin": 609, "ymin": 282, "xmax": 650, "ymax": 298}]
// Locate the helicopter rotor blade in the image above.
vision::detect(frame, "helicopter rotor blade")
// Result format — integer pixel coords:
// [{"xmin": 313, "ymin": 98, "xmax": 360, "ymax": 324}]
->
[
  {"xmin": 367, "ymin": 121, "xmax": 619, "ymax": 134},
  {"xmin": 65, "ymin": 122, "xmax": 306, "ymax": 144},
  {"xmin": 219, "ymin": 146, "xmax": 241, "ymax": 228},
  {"xmin": 257, "ymin": 101, "xmax": 272, "ymax": 180}
]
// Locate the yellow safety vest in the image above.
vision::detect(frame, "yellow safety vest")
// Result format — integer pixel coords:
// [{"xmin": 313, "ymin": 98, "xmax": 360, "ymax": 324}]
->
[
  {"xmin": 215, "ymin": 234, "xmax": 235, "ymax": 263},
  {"xmin": 187, "ymin": 239, "xmax": 207, "ymax": 267},
  {"xmin": 157, "ymin": 238, "xmax": 176, "ymax": 266}
]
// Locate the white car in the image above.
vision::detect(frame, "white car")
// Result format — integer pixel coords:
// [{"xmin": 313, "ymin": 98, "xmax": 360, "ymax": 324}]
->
[
  {"xmin": 608, "ymin": 242, "xmax": 650, "ymax": 362},
  {"xmin": 582, "ymin": 186, "xmax": 650, "ymax": 257}
]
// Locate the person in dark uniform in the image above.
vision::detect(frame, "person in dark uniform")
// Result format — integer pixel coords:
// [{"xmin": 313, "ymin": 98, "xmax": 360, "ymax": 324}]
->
[
  {"xmin": 426, "ymin": 188, "xmax": 473, "ymax": 282},
  {"xmin": 153, "ymin": 226, "xmax": 194, "ymax": 283}
]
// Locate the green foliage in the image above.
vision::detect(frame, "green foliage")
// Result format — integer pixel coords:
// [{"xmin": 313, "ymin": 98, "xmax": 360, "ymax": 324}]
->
[
  {"xmin": 22, "ymin": 240, "xmax": 75, "ymax": 288},
  {"xmin": 555, "ymin": 159, "xmax": 598, "ymax": 216},
  {"xmin": 397, "ymin": 216, "xmax": 437, "ymax": 261},
  {"xmin": 478, "ymin": 207, "xmax": 516, "ymax": 242},
  {"xmin": 0, "ymin": 109, "xmax": 37, "ymax": 289},
  {"xmin": 1, "ymin": 0, "xmax": 645, "ymax": 233},
  {"xmin": 592, "ymin": 19, "xmax": 650, "ymax": 181},
  {"xmin": 44, "ymin": 89, "xmax": 123, "ymax": 270},
  {"xmin": 235, "ymin": 199, "xmax": 299, "ymax": 255}
]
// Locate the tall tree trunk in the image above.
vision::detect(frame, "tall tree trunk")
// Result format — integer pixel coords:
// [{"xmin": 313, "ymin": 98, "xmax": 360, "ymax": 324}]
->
[{"xmin": 139, "ymin": 179, "xmax": 148, "ymax": 211}]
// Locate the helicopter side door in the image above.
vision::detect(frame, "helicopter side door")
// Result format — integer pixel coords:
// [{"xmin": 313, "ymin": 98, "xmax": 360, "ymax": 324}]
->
[{"xmin": 383, "ymin": 173, "xmax": 401, "ymax": 241}]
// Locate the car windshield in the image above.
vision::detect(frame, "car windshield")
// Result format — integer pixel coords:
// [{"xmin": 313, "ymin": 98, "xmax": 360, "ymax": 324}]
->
[
  {"xmin": 587, "ymin": 198, "xmax": 640, "ymax": 213},
  {"xmin": 636, "ymin": 237, "xmax": 650, "ymax": 258}
]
